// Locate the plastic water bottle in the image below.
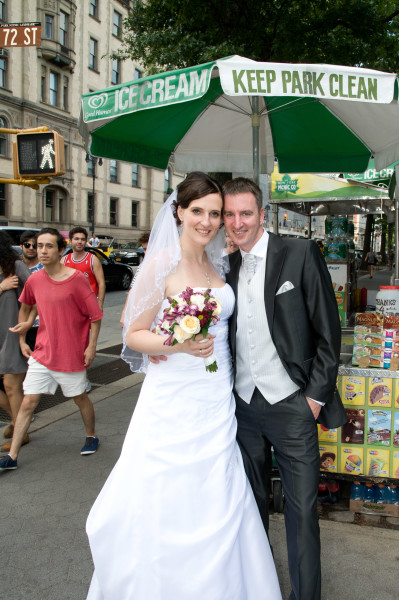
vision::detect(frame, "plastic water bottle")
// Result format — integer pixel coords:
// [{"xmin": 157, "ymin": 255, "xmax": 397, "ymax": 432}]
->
[
  {"xmin": 363, "ymin": 482, "xmax": 375, "ymax": 502},
  {"xmin": 350, "ymin": 481, "xmax": 364, "ymax": 501},
  {"xmin": 375, "ymin": 483, "xmax": 390, "ymax": 504},
  {"xmin": 327, "ymin": 481, "xmax": 340, "ymax": 504},
  {"xmin": 389, "ymin": 484, "xmax": 399, "ymax": 505}
]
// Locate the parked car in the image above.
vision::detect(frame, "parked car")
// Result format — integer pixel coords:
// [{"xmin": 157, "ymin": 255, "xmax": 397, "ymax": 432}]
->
[
  {"xmin": 109, "ymin": 241, "xmax": 144, "ymax": 266},
  {"xmin": 0, "ymin": 226, "xmax": 40, "ymax": 245},
  {"xmin": 91, "ymin": 234, "xmax": 116, "ymax": 257},
  {"xmin": 63, "ymin": 246, "xmax": 133, "ymax": 290}
]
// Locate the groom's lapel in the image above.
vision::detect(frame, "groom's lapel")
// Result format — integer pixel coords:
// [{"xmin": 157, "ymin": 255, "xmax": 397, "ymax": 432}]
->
[
  {"xmin": 228, "ymin": 250, "xmax": 241, "ymax": 357},
  {"xmin": 264, "ymin": 233, "xmax": 286, "ymax": 331}
]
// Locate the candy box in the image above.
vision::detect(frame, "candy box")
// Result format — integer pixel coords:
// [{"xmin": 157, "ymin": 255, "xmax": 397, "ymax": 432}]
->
[
  {"xmin": 319, "ymin": 445, "xmax": 337, "ymax": 473},
  {"xmin": 318, "ymin": 424, "xmax": 338, "ymax": 443},
  {"xmin": 355, "ymin": 313, "xmax": 383, "ymax": 328},
  {"xmin": 368, "ymin": 377, "xmax": 393, "ymax": 407},
  {"xmin": 367, "ymin": 409, "xmax": 392, "ymax": 445},
  {"xmin": 352, "ymin": 345, "xmax": 381, "ymax": 368},
  {"xmin": 341, "ymin": 408, "xmax": 365, "ymax": 444},
  {"xmin": 340, "ymin": 446, "xmax": 364, "ymax": 475},
  {"xmin": 366, "ymin": 448, "xmax": 390, "ymax": 477},
  {"xmin": 342, "ymin": 375, "xmax": 366, "ymax": 406}
]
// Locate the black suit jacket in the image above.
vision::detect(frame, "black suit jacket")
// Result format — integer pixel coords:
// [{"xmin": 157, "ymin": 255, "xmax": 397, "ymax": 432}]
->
[{"xmin": 227, "ymin": 233, "xmax": 346, "ymax": 429}]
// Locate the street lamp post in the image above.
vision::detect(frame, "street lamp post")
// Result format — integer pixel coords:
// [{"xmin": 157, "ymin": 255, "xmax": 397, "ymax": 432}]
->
[{"xmin": 85, "ymin": 152, "xmax": 102, "ymax": 236}]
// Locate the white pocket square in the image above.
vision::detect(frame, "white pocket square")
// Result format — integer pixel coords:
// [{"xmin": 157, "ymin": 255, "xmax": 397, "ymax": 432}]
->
[{"xmin": 276, "ymin": 281, "xmax": 294, "ymax": 295}]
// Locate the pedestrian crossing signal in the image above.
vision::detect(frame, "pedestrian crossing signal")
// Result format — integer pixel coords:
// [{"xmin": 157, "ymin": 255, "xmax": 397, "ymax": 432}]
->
[{"xmin": 13, "ymin": 131, "xmax": 65, "ymax": 179}]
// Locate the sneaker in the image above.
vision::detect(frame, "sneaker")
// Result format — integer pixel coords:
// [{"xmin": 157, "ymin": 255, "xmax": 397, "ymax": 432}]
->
[
  {"xmin": 81, "ymin": 436, "xmax": 99, "ymax": 455},
  {"xmin": 3, "ymin": 424, "xmax": 14, "ymax": 439},
  {"xmin": 85, "ymin": 380, "xmax": 92, "ymax": 393},
  {"xmin": 1, "ymin": 433, "xmax": 29, "ymax": 453},
  {"xmin": 0, "ymin": 454, "xmax": 18, "ymax": 471}
]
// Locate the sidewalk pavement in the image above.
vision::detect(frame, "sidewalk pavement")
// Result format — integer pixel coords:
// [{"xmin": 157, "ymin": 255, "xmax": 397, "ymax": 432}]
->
[{"xmin": 1, "ymin": 370, "xmax": 399, "ymax": 600}]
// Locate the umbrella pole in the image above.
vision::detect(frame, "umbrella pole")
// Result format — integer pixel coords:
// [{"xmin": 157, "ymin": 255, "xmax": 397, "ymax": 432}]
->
[{"xmin": 251, "ymin": 97, "xmax": 260, "ymax": 186}]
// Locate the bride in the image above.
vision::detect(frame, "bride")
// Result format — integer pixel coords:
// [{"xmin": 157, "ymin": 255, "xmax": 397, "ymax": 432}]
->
[{"xmin": 85, "ymin": 172, "xmax": 282, "ymax": 600}]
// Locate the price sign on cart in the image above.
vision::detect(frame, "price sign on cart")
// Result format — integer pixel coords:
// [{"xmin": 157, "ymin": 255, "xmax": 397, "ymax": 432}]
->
[{"xmin": 0, "ymin": 23, "xmax": 41, "ymax": 48}]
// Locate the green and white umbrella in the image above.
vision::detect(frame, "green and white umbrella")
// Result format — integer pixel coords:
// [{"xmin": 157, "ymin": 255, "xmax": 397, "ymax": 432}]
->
[{"xmin": 79, "ymin": 56, "xmax": 399, "ymax": 180}]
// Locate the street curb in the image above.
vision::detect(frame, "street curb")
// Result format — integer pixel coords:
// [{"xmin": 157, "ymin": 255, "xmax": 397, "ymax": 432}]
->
[{"xmin": 9, "ymin": 373, "xmax": 145, "ymax": 434}]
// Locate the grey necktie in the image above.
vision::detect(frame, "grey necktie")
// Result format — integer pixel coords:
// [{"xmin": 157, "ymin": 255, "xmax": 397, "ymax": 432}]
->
[{"xmin": 243, "ymin": 253, "xmax": 256, "ymax": 283}]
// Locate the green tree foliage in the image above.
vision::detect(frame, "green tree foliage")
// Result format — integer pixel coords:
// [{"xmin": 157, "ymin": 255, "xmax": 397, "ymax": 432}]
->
[{"xmin": 117, "ymin": 0, "xmax": 399, "ymax": 73}]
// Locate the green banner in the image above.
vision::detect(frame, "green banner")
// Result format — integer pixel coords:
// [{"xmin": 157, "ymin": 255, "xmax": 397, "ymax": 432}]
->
[{"xmin": 82, "ymin": 63, "xmax": 215, "ymax": 123}]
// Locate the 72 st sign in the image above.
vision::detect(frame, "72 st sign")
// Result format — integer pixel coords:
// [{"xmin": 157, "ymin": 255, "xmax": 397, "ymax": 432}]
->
[{"xmin": 0, "ymin": 23, "xmax": 41, "ymax": 48}]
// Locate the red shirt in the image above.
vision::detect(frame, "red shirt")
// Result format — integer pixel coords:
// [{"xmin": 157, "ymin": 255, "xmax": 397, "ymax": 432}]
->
[
  {"xmin": 63, "ymin": 252, "xmax": 99, "ymax": 296},
  {"xmin": 19, "ymin": 270, "xmax": 103, "ymax": 372}
]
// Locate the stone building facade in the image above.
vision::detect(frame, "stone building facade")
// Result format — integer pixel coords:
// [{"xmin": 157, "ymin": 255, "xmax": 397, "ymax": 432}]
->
[{"xmin": 0, "ymin": 0, "xmax": 183, "ymax": 242}]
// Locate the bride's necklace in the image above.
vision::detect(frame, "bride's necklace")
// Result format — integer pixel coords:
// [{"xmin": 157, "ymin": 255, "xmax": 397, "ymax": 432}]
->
[{"xmin": 181, "ymin": 246, "xmax": 212, "ymax": 286}]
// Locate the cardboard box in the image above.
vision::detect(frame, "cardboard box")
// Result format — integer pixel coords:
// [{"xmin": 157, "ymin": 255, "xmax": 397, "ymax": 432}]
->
[{"xmin": 349, "ymin": 498, "xmax": 399, "ymax": 517}]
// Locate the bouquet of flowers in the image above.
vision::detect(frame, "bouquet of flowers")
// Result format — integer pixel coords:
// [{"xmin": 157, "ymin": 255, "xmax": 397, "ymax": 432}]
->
[{"xmin": 155, "ymin": 287, "xmax": 222, "ymax": 372}]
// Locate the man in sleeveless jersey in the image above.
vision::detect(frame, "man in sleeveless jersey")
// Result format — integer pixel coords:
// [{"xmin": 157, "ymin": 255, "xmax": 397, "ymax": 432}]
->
[{"xmin": 62, "ymin": 226, "xmax": 105, "ymax": 311}]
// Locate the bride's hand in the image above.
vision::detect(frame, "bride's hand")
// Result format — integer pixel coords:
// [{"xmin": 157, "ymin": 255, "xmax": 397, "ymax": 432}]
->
[{"xmin": 179, "ymin": 333, "xmax": 215, "ymax": 358}]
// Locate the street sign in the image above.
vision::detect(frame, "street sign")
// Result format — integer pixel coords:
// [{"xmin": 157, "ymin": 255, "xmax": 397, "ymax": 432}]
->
[{"xmin": 0, "ymin": 23, "xmax": 41, "ymax": 48}]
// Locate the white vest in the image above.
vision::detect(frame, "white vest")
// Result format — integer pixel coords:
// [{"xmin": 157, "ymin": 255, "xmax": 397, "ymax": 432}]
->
[{"xmin": 235, "ymin": 255, "xmax": 299, "ymax": 404}]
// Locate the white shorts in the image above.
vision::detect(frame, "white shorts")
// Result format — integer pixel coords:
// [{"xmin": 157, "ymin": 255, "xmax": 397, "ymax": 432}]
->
[{"xmin": 23, "ymin": 357, "xmax": 86, "ymax": 397}]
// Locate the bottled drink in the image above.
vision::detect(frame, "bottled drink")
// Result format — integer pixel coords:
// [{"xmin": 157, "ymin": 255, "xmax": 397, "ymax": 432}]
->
[
  {"xmin": 375, "ymin": 483, "xmax": 389, "ymax": 504},
  {"xmin": 389, "ymin": 484, "xmax": 399, "ymax": 505},
  {"xmin": 350, "ymin": 481, "xmax": 364, "ymax": 501},
  {"xmin": 363, "ymin": 482, "xmax": 375, "ymax": 502},
  {"xmin": 317, "ymin": 482, "xmax": 330, "ymax": 504},
  {"xmin": 327, "ymin": 480, "xmax": 339, "ymax": 504}
]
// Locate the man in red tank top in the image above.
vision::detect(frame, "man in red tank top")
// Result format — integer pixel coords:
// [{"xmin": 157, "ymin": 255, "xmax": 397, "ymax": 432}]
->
[
  {"xmin": 62, "ymin": 227, "xmax": 106, "ymax": 394},
  {"xmin": 62, "ymin": 227, "xmax": 105, "ymax": 311}
]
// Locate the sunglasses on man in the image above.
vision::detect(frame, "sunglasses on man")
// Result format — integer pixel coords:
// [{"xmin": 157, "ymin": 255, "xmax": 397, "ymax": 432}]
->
[{"xmin": 23, "ymin": 242, "xmax": 36, "ymax": 249}]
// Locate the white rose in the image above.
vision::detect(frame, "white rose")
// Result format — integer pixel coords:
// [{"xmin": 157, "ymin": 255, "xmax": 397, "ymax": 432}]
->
[
  {"xmin": 180, "ymin": 315, "xmax": 201, "ymax": 336},
  {"xmin": 190, "ymin": 294, "xmax": 205, "ymax": 311},
  {"xmin": 173, "ymin": 324, "xmax": 193, "ymax": 343},
  {"xmin": 212, "ymin": 299, "xmax": 222, "ymax": 316},
  {"xmin": 171, "ymin": 294, "xmax": 186, "ymax": 306},
  {"xmin": 161, "ymin": 320, "xmax": 171, "ymax": 331}
]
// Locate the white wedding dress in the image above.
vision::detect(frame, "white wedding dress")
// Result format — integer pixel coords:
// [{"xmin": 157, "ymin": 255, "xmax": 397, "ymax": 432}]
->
[{"xmin": 86, "ymin": 284, "xmax": 282, "ymax": 600}]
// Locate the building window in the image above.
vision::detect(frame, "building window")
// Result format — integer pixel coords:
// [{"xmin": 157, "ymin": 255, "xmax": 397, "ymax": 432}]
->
[
  {"xmin": 41, "ymin": 66, "xmax": 47, "ymax": 102},
  {"xmin": 59, "ymin": 195, "xmax": 67, "ymax": 221},
  {"xmin": 49, "ymin": 72, "xmax": 59, "ymax": 106},
  {"xmin": 110, "ymin": 197, "xmax": 118, "ymax": 226},
  {"xmin": 110, "ymin": 159, "xmax": 118, "ymax": 182},
  {"xmin": 59, "ymin": 10, "xmax": 68, "ymax": 48},
  {"xmin": 132, "ymin": 164, "xmax": 140, "ymax": 187},
  {"xmin": 45, "ymin": 189, "xmax": 55, "ymax": 221},
  {"xmin": 0, "ymin": 183, "xmax": 5, "ymax": 216},
  {"xmin": 111, "ymin": 59, "xmax": 120, "ymax": 85},
  {"xmin": 89, "ymin": 0, "xmax": 98, "ymax": 19},
  {"xmin": 87, "ymin": 192, "xmax": 94, "ymax": 223},
  {"xmin": 0, "ymin": 0, "xmax": 6, "ymax": 23},
  {"xmin": 164, "ymin": 167, "xmax": 171, "ymax": 193},
  {"xmin": 134, "ymin": 68, "xmax": 141, "ymax": 80},
  {"xmin": 63, "ymin": 76, "xmax": 68, "ymax": 110},
  {"xmin": 131, "ymin": 201, "xmax": 138, "ymax": 227},
  {"xmin": 0, "ymin": 55, "xmax": 7, "ymax": 88},
  {"xmin": 113, "ymin": 11, "xmax": 122, "ymax": 37},
  {"xmin": 0, "ymin": 117, "xmax": 7, "ymax": 156},
  {"xmin": 89, "ymin": 38, "xmax": 97, "ymax": 71},
  {"xmin": 45, "ymin": 14, "xmax": 54, "ymax": 39}
]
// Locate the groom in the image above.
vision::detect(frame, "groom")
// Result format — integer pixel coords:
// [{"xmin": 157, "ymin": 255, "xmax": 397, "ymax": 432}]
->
[{"xmin": 223, "ymin": 177, "xmax": 346, "ymax": 600}]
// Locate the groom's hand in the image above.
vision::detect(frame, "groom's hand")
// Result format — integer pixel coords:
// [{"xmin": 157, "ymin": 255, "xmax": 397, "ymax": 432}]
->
[
  {"xmin": 149, "ymin": 355, "xmax": 168, "ymax": 364},
  {"xmin": 306, "ymin": 397, "xmax": 322, "ymax": 420}
]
